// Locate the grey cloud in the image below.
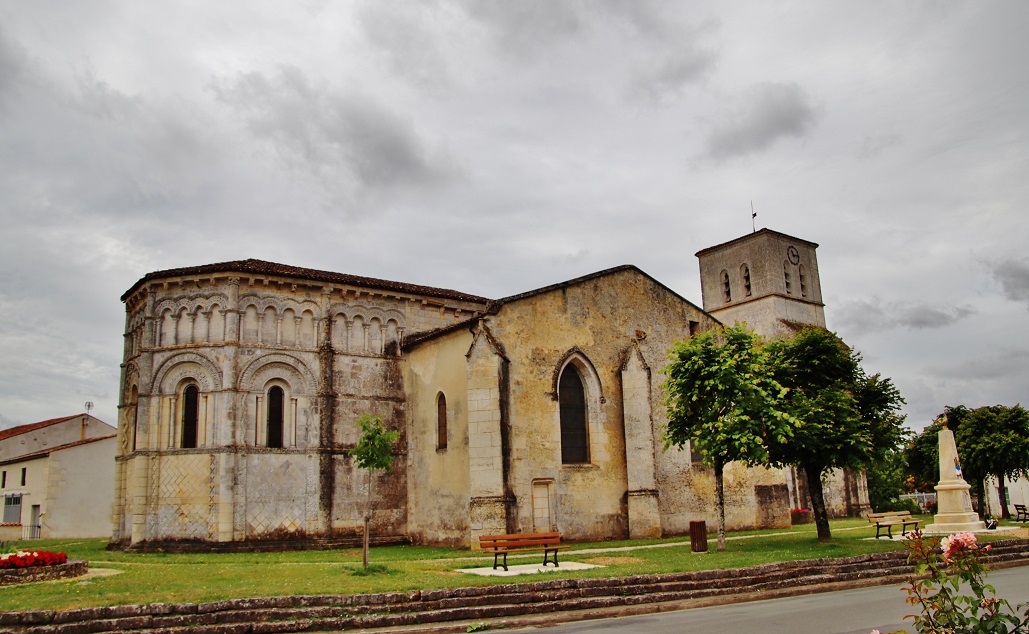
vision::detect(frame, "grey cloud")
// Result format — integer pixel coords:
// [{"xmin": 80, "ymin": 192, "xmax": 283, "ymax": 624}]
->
[
  {"xmin": 834, "ymin": 298, "xmax": 976, "ymax": 335},
  {"xmin": 928, "ymin": 346, "xmax": 1029, "ymax": 381},
  {"xmin": 989, "ymin": 258, "xmax": 1029, "ymax": 305},
  {"xmin": 705, "ymin": 82, "xmax": 821, "ymax": 160},
  {"xmin": 357, "ymin": 5, "xmax": 451, "ymax": 91},
  {"xmin": 457, "ymin": 0, "xmax": 584, "ymax": 55},
  {"xmin": 0, "ymin": 26, "xmax": 30, "ymax": 112},
  {"xmin": 632, "ymin": 42, "xmax": 718, "ymax": 103},
  {"xmin": 859, "ymin": 133, "xmax": 903, "ymax": 159},
  {"xmin": 210, "ymin": 66, "xmax": 454, "ymax": 206}
]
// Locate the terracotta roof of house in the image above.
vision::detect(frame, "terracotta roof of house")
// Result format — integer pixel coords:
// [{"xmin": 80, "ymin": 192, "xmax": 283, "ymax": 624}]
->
[
  {"xmin": 0, "ymin": 435, "xmax": 117, "ymax": 466},
  {"xmin": 0, "ymin": 414, "xmax": 83, "ymax": 442},
  {"xmin": 121, "ymin": 259, "xmax": 492, "ymax": 304}
]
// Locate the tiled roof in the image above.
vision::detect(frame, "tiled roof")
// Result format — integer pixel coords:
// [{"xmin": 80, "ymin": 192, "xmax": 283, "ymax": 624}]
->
[
  {"xmin": 121, "ymin": 259, "xmax": 492, "ymax": 304},
  {"xmin": 0, "ymin": 435, "xmax": 117, "ymax": 466},
  {"xmin": 403, "ymin": 265, "xmax": 714, "ymax": 349},
  {"xmin": 0, "ymin": 414, "xmax": 82, "ymax": 442},
  {"xmin": 486, "ymin": 264, "xmax": 706, "ymax": 315},
  {"xmin": 401, "ymin": 318, "xmax": 479, "ymax": 350},
  {"xmin": 694, "ymin": 228, "xmax": 819, "ymax": 257}
]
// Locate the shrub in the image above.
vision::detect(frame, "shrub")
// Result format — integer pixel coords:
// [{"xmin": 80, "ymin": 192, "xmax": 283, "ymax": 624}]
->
[{"xmin": 879, "ymin": 532, "xmax": 1029, "ymax": 633}]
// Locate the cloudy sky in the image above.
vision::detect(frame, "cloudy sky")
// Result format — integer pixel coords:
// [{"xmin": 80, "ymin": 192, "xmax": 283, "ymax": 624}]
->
[{"xmin": 1, "ymin": 1, "xmax": 1026, "ymax": 434}]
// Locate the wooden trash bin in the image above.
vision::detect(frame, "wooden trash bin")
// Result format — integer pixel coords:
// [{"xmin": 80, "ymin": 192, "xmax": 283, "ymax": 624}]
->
[{"xmin": 689, "ymin": 520, "xmax": 708, "ymax": 553}]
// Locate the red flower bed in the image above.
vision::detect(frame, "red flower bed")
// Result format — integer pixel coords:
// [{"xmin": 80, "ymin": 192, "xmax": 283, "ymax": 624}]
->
[{"xmin": 0, "ymin": 550, "xmax": 68, "ymax": 569}]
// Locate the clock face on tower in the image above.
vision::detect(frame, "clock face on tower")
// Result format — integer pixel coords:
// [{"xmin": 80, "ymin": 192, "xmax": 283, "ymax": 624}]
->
[{"xmin": 787, "ymin": 246, "xmax": 800, "ymax": 265}]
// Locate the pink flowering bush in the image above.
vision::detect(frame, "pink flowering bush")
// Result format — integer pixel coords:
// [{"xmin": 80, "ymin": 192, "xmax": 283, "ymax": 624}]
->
[
  {"xmin": 0, "ymin": 550, "xmax": 68, "ymax": 569},
  {"xmin": 875, "ymin": 531, "xmax": 1029, "ymax": 633}
]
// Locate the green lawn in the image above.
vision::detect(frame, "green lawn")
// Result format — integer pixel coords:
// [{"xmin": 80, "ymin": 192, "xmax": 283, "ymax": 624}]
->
[{"xmin": 3, "ymin": 516, "xmax": 1008, "ymax": 613}]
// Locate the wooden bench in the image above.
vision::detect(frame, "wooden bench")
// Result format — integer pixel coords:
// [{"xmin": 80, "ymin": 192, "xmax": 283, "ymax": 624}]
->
[
  {"xmin": 868, "ymin": 511, "xmax": 922, "ymax": 539},
  {"xmin": 479, "ymin": 532, "xmax": 569, "ymax": 571},
  {"xmin": 1015, "ymin": 504, "xmax": 1029, "ymax": 522}
]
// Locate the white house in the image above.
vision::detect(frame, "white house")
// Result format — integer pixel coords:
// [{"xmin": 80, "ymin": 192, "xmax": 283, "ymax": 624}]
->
[{"xmin": 0, "ymin": 414, "xmax": 116, "ymax": 540}]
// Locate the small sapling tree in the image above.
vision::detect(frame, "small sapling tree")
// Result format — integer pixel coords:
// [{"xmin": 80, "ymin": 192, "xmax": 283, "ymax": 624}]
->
[{"xmin": 349, "ymin": 414, "xmax": 400, "ymax": 568}]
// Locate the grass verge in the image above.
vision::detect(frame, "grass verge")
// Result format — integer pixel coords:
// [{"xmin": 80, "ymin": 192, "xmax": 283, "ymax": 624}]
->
[{"xmin": 2, "ymin": 516, "xmax": 1020, "ymax": 613}]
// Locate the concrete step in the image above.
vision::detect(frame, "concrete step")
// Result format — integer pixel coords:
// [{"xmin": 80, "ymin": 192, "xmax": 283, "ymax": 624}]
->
[{"xmin": 4, "ymin": 539, "xmax": 1027, "ymax": 634}]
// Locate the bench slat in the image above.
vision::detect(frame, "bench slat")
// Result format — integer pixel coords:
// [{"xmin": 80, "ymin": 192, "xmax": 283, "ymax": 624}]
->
[{"xmin": 479, "ymin": 532, "xmax": 566, "ymax": 571}]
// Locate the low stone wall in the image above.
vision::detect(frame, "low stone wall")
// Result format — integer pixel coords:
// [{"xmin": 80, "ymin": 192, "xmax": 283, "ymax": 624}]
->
[{"xmin": 0, "ymin": 561, "xmax": 88, "ymax": 586}]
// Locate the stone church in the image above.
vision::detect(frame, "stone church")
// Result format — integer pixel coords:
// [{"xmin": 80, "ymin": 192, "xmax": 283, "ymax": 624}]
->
[{"xmin": 111, "ymin": 229, "xmax": 868, "ymax": 549}]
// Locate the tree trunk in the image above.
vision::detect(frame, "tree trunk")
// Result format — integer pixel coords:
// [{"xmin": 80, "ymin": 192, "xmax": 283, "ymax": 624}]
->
[
  {"xmin": 804, "ymin": 465, "xmax": 832, "ymax": 543},
  {"xmin": 715, "ymin": 460, "xmax": 726, "ymax": 551},
  {"xmin": 363, "ymin": 470, "xmax": 372, "ymax": 568},
  {"xmin": 998, "ymin": 474, "xmax": 1010, "ymax": 520}
]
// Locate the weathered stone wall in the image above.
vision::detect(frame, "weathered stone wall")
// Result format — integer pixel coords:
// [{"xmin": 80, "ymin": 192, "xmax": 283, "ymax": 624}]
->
[
  {"xmin": 403, "ymin": 330, "xmax": 474, "ymax": 546},
  {"xmin": 481, "ymin": 268, "xmax": 787, "ymax": 541},
  {"xmin": 116, "ymin": 267, "xmax": 484, "ymax": 547}
]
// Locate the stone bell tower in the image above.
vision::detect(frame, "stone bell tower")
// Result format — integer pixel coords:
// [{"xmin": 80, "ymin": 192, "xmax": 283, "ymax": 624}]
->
[{"xmin": 696, "ymin": 229, "xmax": 826, "ymax": 338}]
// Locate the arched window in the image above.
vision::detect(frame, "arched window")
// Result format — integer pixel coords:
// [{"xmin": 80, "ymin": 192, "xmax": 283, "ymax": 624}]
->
[
  {"xmin": 436, "ymin": 392, "xmax": 448, "ymax": 451},
  {"xmin": 741, "ymin": 264, "xmax": 752, "ymax": 297},
  {"xmin": 559, "ymin": 365, "xmax": 589, "ymax": 464},
  {"xmin": 721, "ymin": 270, "xmax": 731, "ymax": 303},
  {"xmin": 783, "ymin": 261, "xmax": 793, "ymax": 295},
  {"xmin": 798, "ymin": 265, "xmax": 807, "ymax": 297},
  {"xmin": 182, "ymin": 384, "xmax": 199, "ymax": 449},
  {"xmin": 267, "ymin": 386, "xmax": 284, "ymax": 449}
]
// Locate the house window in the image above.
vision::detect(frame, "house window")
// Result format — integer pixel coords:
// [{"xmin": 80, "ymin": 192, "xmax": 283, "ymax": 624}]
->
[
  {"xmin": 3, "ymin": 495, "xmax": 21, "ymax": 524},
  {"xmin": 559, "ymin": 365, "xmax": 589, "ymax": 464},
  {"xmin": 436, "ymin": 392, "xmax": 448, "ymax": 451},
  {"xmin": 20, "ymin": 468, "xmax": 25, "ymax": 487},
  {"xmin": 741, "ymin": 264, "xmax": 752, "ymax": 297},
  {"xmin": 783, "ymin": 261, "xmax": 792, "ymax": 295},
  {"xmin": 267, "ymin": 386, "xmax": 284, "ymax": 449},
  {"xmin": 182, "ymin": 384, "xmax": 199, "ymax": 449},
  {"xmin": 1, "ymin": 471, "xmax": 5, "ymax": 488},
  {"xmin": 721, "ymin": 270, "xmax": 731, "ymax": 303}
]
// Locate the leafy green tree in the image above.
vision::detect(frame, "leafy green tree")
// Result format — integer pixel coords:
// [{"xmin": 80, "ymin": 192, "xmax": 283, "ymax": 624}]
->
[
  {"xmin": 662, "ymin": 324, "xmax": 792, "ymax": 551},
  {"xmin": 905, "ymin": 416, "xmax": 947, "ymax": 493},
  {"xmin": 767, "ymin": 327, "xmax": 905, "ymax": 542},
  {"xmin": 349, "ymin": 414, "xmax": 400, "ymax": 567},
  {"xmin": 955, "ymin": 405, "xmax": 1029, "ymax": 520},
  {"xmin": 866, "ymin": 446, "xmax": 909, "ymax": 512}
]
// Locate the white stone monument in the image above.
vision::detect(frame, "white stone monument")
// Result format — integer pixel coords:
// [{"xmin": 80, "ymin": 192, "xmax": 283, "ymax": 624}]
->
[{"xmin": 923, "ymin": 416, "xmax": 986, "ymax": 534}]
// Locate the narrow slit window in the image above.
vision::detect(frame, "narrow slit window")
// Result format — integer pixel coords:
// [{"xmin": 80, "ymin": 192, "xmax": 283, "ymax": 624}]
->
[
  {"xmin": 741, "ymin": 264, "xmax": 752, "ymax": 297},
  {"xmin": 721, "ymin": 270, "xmax": 732, "ymax": 303},
  {"xmin": 131, "ymin": 385, "xmax": 139, "ymax": 452},
  {"xmin": 436, "ymin": 392, "xmax": 448, "ymax": 450},
  {"xmin": 182, "ymin": 384, "xmax": 199, "ymax": 449},
  {"xmin": 784, "ymin": 261, "xmax": 792, "ymax": 295},
  {"xmin": 799, "ymin": 265, "xmax": 807, "ymax": 297},
  {"xmin": 267, "ymin": 386, "xmax": 284, "ymax": 449}
]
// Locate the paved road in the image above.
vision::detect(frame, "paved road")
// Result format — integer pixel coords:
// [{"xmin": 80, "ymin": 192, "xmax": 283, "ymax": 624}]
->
[{"xmin": 510, "ymin": 567, "xmax": 1029, "ymax": 634}]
